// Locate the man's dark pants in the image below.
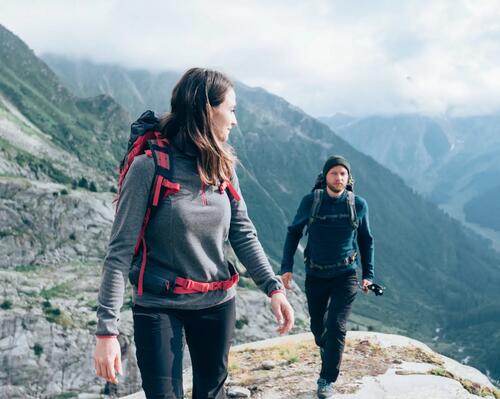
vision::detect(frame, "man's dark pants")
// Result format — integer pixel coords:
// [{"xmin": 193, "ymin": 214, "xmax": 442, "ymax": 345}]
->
[{"xmin": 305, "ymin": 271, "xmax": 358, "ymax": 383}]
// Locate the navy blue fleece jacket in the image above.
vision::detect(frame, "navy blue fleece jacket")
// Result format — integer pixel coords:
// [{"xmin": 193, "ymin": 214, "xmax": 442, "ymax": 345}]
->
[{"xmin": 280, "ymin": 190, "xmax": 374, "ymax": 280}]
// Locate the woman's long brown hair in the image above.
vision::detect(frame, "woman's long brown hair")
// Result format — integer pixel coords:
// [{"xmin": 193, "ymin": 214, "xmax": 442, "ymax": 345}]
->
[{"xmin": 159, "ymin": 68, "xmax": 236, "ymax": 185}]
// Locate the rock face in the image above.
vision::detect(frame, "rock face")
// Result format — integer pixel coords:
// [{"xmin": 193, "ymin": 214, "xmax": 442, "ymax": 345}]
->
[
  {"xmin": 0, "ymin": 177, "xmax": 115, "ymax": 268},
  {"xmin": 233, "ymin": 282, "xmax": 309, "ymax": 345},
  {"xmin": 0, "ymin": 259, "xmax": 138, "ymax": 398}
]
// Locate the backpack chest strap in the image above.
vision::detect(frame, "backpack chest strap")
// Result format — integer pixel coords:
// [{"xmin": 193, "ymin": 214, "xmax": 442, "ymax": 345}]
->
[{"xmin": 308, "ymin": 189, "xmax": 359, "ymax": 230}]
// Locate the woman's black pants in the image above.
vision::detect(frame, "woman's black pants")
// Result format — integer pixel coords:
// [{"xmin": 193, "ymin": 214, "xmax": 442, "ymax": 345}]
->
[
  {"xmin": 133, "ymin": 298, "xmax": 236, "ymax": 399},
  {"xmin": 305, "ymin": 271, "xmax": 358, "ymax": 383}
]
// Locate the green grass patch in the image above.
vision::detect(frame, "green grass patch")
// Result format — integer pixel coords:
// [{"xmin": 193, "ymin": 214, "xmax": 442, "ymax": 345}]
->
[
  {"xmin": 33, "ymin": 343, "xmax": 44, "ymax": 357},
  {"xmin": 1, "ymin": 300, "xmax": 13, "ymax": 310},
  {"xmin": 86, "ymin": 299, "xmax": 98, "ymax": 311},
  {"xmin": 429, "ymin": 368, "xmax": 500, "ymax": 398},
  {"xmin": 43, "ymin": 305, "xmax": 74, "ymax": 329},
  {"xmin": 430, "ymin": 367, "xmax": 454, "ymax": 378},
  {"xmin": 0, "ymin": 230, "xmax": 13, "ymax": 238},
  {"xmin": 41, "ymin": 283, "xmax": 73, "ymax": 300},
  {"xmin": 15, "ymin": 151, "xmax": 71, "ymax": 184},
  {"xmin": 287, "ymin": 355, "xmax": 298, "ymax": 364},
  {"xmin": 235, "ymin": 317, "xmax": 249, "ymax": 330},
  {"xmin": 15, "ymin": 264, "xmax": 37, "ymax": 273},
  {"xmin": 0, "ymin": 136, "xmax": 17, "ymax": 152},
  {"xmin": 41, "ymin": 297, "xmax": 75, "ymax": 328}
]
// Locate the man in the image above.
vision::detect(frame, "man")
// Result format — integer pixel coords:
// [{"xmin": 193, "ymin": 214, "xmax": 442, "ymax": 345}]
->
[{"xmin": 280, "ymin": 155, "xmax": 374, "ymax": 398}]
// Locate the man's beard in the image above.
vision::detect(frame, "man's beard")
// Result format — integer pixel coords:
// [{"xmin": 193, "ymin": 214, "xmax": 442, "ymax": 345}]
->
[{"xmin": 327, "ymin": 182, "xmax": 345, "ymax": 193}]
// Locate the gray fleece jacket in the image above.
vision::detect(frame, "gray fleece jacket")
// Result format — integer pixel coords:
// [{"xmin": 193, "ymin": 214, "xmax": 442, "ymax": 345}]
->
[{"xmin": 96, "ymin": 140, "xmax": 283, "ymax": 336}]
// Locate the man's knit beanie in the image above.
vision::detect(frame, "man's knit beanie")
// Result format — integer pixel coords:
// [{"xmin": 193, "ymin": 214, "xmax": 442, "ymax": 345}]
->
[{"xmin": 323, "ymin": 155, "xmax": 351, "ymax": 178}]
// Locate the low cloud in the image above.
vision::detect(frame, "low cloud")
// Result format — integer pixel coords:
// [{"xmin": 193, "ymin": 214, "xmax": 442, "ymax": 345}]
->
[{"xmin": 3, "ymin": 0, "xmax": 500, "ymax": 117}]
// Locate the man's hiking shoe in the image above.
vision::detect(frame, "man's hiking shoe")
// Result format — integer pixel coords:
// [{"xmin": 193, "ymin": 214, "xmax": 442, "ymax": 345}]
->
[{"xmin": 317, "ymin": 378, "xmax": 335, "ymax": 398}]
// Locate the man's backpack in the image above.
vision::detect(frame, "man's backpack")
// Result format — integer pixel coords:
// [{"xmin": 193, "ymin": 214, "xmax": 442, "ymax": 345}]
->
[
  {"xmin": 307, "ymin": 172, "xmax": 358, "ymax": 231},
  {"xmin": 116, "ymin": 110, "xmax": 240, "ymax": 296}
]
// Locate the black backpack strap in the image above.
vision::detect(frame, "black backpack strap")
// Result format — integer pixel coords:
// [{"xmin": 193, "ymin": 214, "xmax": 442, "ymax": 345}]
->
[
  {"xmin": 347, "ymin": 190, "xmax": 359, "ymax": 229},
  {"xmin": 306, "ymin": 189, "xmax": 324, "ymax": 234}
]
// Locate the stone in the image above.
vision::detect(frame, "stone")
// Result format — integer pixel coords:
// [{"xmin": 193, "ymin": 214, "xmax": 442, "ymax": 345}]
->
[
  {"xmin": 227, "ymin": 386, "xmax": 251, "ymax": 398},
  {"xmin": 261, "ymin": 360, "xmax": 276, "ymax": 370}
]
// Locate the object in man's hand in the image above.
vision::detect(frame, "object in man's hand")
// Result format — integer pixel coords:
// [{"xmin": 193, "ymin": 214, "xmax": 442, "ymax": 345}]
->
[{"xmin": 367, "ymin": 283, "xmax": 384, "ymax": 296}]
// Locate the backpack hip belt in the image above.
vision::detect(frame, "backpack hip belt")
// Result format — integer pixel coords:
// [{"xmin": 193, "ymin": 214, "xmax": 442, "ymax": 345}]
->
[
  {"xmin": 307, "ymin": 251, "xmax": 357, "ymax": 271},
  {"xmin": 130, "ymin": 261, "xmax": 239, "ymax": 296},
  {"xmin": 172, "ymin": 273, "xmax": 239, "ymax": 294}
]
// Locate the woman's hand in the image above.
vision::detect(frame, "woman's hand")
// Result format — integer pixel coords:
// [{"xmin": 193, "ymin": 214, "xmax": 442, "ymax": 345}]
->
[
  {"xmin": 270, "ymin": 292, "xmax": 295, "ymax": 334},
  {"xmin": 93, "ymin": 337, "xmax": 122, "ymax": 384}
]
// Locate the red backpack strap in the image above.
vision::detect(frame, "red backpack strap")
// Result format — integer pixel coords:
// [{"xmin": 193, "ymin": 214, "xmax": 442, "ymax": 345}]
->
[
  {"xmin": 219, "ymin": 180, "xmax": 241, "ymax": 202},
  {"xmin": 148, "ymin": 135, "xmax": 180, "ymax": 205},
  {"xmin": 117, "ymin": 131, "xmax": 157, "ymax": 194}
]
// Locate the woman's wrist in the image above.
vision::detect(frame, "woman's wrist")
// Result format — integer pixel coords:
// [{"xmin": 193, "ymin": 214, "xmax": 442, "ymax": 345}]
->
[{"xmin": 269, "ymin": 289, "xmax": 286, "ymax": 298}]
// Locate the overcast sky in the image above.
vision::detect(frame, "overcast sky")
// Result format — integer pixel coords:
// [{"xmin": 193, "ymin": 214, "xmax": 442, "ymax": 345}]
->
[{"xmin": 3, "ymin": 0, "xmax": 500, "ymax": 117}]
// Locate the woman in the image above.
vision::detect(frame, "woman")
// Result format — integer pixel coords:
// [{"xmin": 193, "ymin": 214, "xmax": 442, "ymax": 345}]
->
[{"xmin": 93, "ymin": 68, "xmax": 294, "ymax": 399}]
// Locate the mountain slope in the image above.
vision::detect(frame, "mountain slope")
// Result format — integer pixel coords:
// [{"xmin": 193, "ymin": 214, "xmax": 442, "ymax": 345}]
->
[
  {"xmin": 0, "ymin": 25, "xmax": 128, "ymax": 178},
  {"xmin": 43, "ymin": 53, "xmax": 179, "ymax": 120}
]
